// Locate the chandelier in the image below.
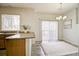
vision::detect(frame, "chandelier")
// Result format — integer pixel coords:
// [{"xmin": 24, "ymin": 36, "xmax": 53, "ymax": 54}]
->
[{"xmin": 56, "ymin": 3, "xmax": 67, "ymax": 20}]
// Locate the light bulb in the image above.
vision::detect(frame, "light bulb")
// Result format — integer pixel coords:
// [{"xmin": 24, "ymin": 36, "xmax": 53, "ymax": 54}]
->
[
  {"xmin": 59, "ymin": 16, "xmax": 63, "ymax": 19},
  {"xmin": 56, "ymin": 17, "xmax": 60, "ymax": 20},
  {"xmin": 63, "ymin": 16, "xmax": 67, "ymax": 20}
]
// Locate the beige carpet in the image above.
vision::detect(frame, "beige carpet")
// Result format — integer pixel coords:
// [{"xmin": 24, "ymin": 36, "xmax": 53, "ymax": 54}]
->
[{"xmin": 42, "ymin": 41, "xmax": 78, "ymax": 56}]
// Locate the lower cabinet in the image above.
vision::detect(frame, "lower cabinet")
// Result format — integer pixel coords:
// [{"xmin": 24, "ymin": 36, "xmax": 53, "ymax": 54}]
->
[
  {"xmin": 0, "ymin": 38, "xmax": 7, "ymax": 56},
  {"xmin": 0, "ymin": 39, "xmax": 5, "ymax": 48},
  {"xmin": 6, "ymin": 39, "xmax": 26, "ymax": 56}
]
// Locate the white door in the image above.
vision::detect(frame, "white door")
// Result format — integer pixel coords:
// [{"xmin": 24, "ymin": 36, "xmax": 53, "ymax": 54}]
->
[{"xmin": 41, "ymin": 21, "xmax": 58, "ymax": 43}]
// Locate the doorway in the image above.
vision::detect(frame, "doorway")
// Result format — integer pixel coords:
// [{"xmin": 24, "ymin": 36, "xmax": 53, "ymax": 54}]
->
[{"xmin": 41, "ymin": 20, "xmax": 58, "ymax": 43}]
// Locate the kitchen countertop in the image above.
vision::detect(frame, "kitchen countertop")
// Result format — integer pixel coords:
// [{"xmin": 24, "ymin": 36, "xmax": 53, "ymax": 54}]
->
[
  {"xmin": 0, "ymin": 33, "xmax": 16, "ymax": 38},
  {"xmin": 6, "ymin": 32, "xmax": 35, "ymax": 39}
]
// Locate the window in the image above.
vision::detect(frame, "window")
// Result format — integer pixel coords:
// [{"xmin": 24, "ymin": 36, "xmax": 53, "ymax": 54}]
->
[
  {"xmin": 1, "ymin": 14, "xmax": 20, "ymax": 31},
  {"xmin": 41, "ymin": 21, "xmax": 58, "ymax": 42}
]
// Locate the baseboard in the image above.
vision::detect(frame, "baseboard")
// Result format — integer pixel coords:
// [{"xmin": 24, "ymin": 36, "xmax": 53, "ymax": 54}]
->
[
  {"xmin": 63, "ymin": 40, "xmax": 78, "ymax": 47},
  {"xmin": 41, "ymin": 44, "xmax": 46, "ymax": 56}
]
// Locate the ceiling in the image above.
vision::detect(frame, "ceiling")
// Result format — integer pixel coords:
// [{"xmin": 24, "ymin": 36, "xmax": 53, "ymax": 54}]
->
[{"xmin": 0, "ymin": 3, "xmax": 78, "ymax": 14}]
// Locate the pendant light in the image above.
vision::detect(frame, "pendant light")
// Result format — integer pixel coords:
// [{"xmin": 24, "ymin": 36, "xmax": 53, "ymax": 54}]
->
[{"xmin": 56, "ymin": 3, "xmax": 67, "ymax": 20}]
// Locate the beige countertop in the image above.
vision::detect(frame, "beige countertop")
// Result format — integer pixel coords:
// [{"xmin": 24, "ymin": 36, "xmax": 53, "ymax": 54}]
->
[{"xmin": 6, "ymin": 32, "xmax": 35, "ymax": 39}]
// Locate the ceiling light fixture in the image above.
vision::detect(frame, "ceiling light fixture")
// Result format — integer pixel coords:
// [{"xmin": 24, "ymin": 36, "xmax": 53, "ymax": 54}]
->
[{"xmin": 56, "ymin": 3, "xmax": 67, "ymax": 20}]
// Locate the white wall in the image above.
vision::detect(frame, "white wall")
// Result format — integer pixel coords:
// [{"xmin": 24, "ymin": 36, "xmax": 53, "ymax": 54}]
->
[
  {"xmin": 0, "ymin": 6, "xmax": 63, "ymax": 44},
  {"xmin": 63, "ymin": 8, "xmax": 79, "ymax": 46}
]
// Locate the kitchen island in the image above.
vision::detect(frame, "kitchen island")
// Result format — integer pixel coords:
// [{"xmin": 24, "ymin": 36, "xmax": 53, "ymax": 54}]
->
[{"xmin": 0, "ymin": 32, "xmax": 35, "ymax": 56}]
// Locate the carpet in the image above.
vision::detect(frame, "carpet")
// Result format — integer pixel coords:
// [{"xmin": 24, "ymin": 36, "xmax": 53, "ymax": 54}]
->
[{"xmin": 42, "ymin": 41, "xmax": 78, "ymax": 56}]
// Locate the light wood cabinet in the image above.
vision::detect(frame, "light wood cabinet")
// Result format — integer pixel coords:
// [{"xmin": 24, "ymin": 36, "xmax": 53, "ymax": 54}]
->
[{"xmin": 6, "ymin": 39, "xmax": 26, "ymax": 56}]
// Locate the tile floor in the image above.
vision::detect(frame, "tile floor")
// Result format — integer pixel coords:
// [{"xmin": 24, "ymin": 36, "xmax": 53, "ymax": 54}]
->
[{"xmin": 31, "ymin": 42, "xmax": 45, "ymax": 56}]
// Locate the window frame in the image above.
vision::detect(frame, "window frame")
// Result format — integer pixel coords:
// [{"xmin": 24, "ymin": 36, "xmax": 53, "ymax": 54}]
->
[{"xmin": 1, "ymin": 14, "xmax": 20, "ymax": 31}]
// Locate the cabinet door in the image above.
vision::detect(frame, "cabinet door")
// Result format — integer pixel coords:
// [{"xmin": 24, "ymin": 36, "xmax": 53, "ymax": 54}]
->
[
  {"xmin": 0, "ymin": 37, "xmax": 5, "ymax": 48},
  {"xmin": 6, "ymin": 39, "xmax": 25, "ymax": 56}
]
